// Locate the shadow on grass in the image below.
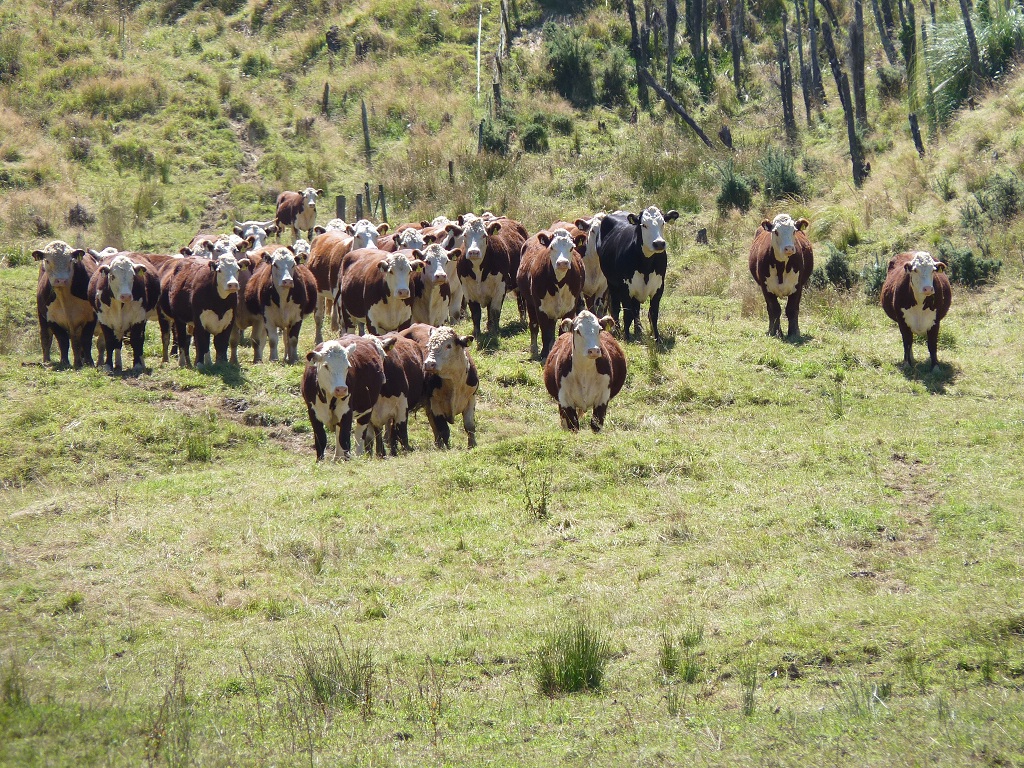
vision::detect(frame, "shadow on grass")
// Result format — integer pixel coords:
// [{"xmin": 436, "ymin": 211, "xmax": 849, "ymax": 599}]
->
[
  {"xmin": 198, "ymin": 361, "xmax": 247, "ymax": 387},
  {"xmin": 781, "ymin": 332, "xmax": 815, "ymax": 346},
  {"xmin": 901, "ymin": 360, "xmax": 959, "ymax": 394}
]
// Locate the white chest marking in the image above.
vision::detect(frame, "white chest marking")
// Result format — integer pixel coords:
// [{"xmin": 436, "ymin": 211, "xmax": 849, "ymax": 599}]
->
[
  {"xmin": 199, "ymin": 308, "xmax": 234, "ymax": 335},
  {"xmin": 266, "ymin": 295, "xmax": 304, "ymax": 331},
  {"xmin": 557, "ymin": 358, "xmax": 611, "ymax": 411},
  {"xmin": 902, "ymin": 303, "xmax": 937, "ymax": 335},
  {"xmin": 312, "ymin": 393, "xmax": 350, "ymax": 429},
  {"xmin": 462, "ymin": 270, "xmax": 506, "ymax": 309},
  {"xmin": 366, "ymin": 298, "xmax": 412, "ymax": 333},
  {"xmin": 539, "ymin": 282, "xmax": 577, "ymax": 320},
  {"xmin": 371, "ymin": 394, "xmax": 410, "ymax": 428},
  {"xmin": 583, "ymin": 256, "xmax": 607, "ymax": 299},
  {"xmin": 97, "ymin": 299, "xmax": 147, "ymax": 338},
  {"xmin": 766, "ymin": 264, "xmax": 800, "ymax": 297},
  {"xmin": 413, "ymin": 285, "xmax": 451, "ymax": 326},
  {"xmin": 627, "ymin": 271, "xmax": 663, "ymax": 302}
]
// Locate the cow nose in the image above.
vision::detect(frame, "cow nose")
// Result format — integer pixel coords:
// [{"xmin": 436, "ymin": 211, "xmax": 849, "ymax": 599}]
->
[
  {"xmin": 424, "ymin": 359, "xmax": 437, "ymax": 373},
  {"xmin": 226, "ymin": 282, "xmax": 239, "ymax": 292},
  {"xmin": 653, "ymin": 239, "xmax": 666, "ymax": 251},
  {"xmin": 587, "ymin": 347, "xmax": 601, "ymax": 358},
  {"xmin": 783, "ymin": 245, "xmax": 796, "ymax": 255},
  {"xmin": 281, "ymin": 277, "xmax": 294, "ymax": 287},
  {"xmin": 922, "ymin": 285, "xmax": 934, "ymax": 295},
  {"xmin": 119, "ymin": 292, "xmax": 133, "ymax": 302},
  {"xmin": 468, "ymin": 248, "xmax": 482, "ymax": 259},
  {"xmin": 434, "ymin": 273, "xmax": 448, "ymax": 284},
  {"xmin": 396, "ymin": 287, "xmax": 410, "ymax": 299},
  {"xmin": 555, "ymin": 258, "xmax": 570, "ymax": 270},
  {"xmin": 53, "ymin": 277, "xmax": 70, "ymax": 287},
  {"xmin": 333, "ymin": 385, "xmax": 349, "ymax": 399}
]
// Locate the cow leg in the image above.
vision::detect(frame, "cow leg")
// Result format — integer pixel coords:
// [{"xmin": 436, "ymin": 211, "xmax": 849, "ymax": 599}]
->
[
  {"xmin": 157, "ymin": 312, "xmax": 171, "ymax": 364},
  {"xmin": 194, "ymin": 328, "xmax": 212, "ymax": 367},
  {"xmin": 175, "ymin": 321, "xmax": 192, "ymax": 367},
  {"xmin": 308, "ymin": 408, "xmax": 327, "ymax": 461},
  {"xmin": 374, "ymin": 425, "xmax": 387, "ymax": 458},
  {"xmin": 649, "ymin": 289, "xmax": 664, "ymax": 342},
  {"xmin": 250, "ymin": 317, "xmax": 266, "ymax": 363},
  {"xmin": 213, "ymin": 329, "xmax": 231, "ymax": 365},
  {"xmin": 540, "ymin": 317, "xmax": 556, "ymax": 361},
  {"xmin": 469, "ymin": 302, "xmax": 483, "ymax": 338},
  {"xmin": 926, "ymin": 323, "xmax": 940, "ymax": 370},
  {"xmin": 51, "ymin": 324, "xmax": 71, "ymax": 368},
  {"xmin": 515, "ymin": 290, "xmax": 527, "ymax": 324},
  {"xmin": 39, "ymin": 322, "xmax": 53, "ymax": 364},
  {"xmin": 394, "ymin": 420, "xmax": 411, "ymax": 454},
  {"xmin": 487, "ymin": 304, "xmax": 502, "ymax": 336},
  {"xmin": 529, "ymin": 315, "xmax": 540, "ymax": 358},
  {"xmin": 267, "ymin": 323, "xmax": 281, "ymax": 362},
  {"xmin": 762, "ymin": 288, "xmax": 782, "ymax": 337},
  {"xmin": 426, "ymin": 408, "xmax": 450, "ymax": 449},
  {"xmin": 288, "ymin": 323, "xmax": 302, "ymax": 365},
  {"xmin": 591, "ymin": 403, "xmax": 609, "ymax": 432},
  {"xmin": 622, "ymin": 299, "xmax": 640, "ymax": 342},
  {"xmin": 607, "ymin": 286, "xmax": 623, "ymax": 333},
  {"xmin": 229, "ymin": 324, "xmax": 241, "ymax": 365},
  {"xmin": 99, "ymin": 325, "xmax": 116, "ymax": 370},
  {"xmin": 899, "ymin": 323, "xmax": 915, "ymax": 368},
  {"xmin": 129, "ymin": 322, "xmax": 146, "ymax": 371},
  {"xmin": 785, "ymin": 288, "xmax": 803, "ymax": 339},
  {"xmin": 338, "ymin": 411, "xmax": 354, "ymax": 461},
  {"xmin": 462, "ymin": 401, "xmax": 477, "ymax": 449},
  {"xmin": 559, "ymin": 405, "xmax": 580, "ymax": 432}
]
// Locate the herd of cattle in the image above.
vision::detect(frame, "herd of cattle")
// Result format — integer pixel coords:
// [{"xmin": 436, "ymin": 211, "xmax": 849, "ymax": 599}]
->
[{"xmin": 28, "ymin": 187, "xmax": 953, "ymax": 460}]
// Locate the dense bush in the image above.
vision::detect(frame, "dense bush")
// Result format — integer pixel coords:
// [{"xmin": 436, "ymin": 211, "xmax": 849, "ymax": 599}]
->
[
  {"xmin": 110, "ymin": 139, "xmax": 157, "ymax": 176},
  {"xmin": 520, "ymin": 122, "xmax": 549, "ymax": 153},
  {"xmin": 759, "ymin": 147, "xmax": 803, "ymax": 200},
  {"xmin": 861, "ymin": 255, "xmax": 887, "ymax": 299},
  {"xmin": 937, "ymin": 240, "xmax": 1002, "ymax": 287},
  {"xmin": 544, "ymin": 23, "xmax": 595, "ymax": 108},
  {"xmin": 600, "ymin": 47, "xmax": 632, "ymax": 108},
  {"xmin": 876, "ymin": 65, "xmax": 905, "ymax": 100},
  {"xmin": 241, "ymin": 52, "xmax": 274, "ymax": 78},
  {"xmin": 811, "ymin": 246, "xmax": 858, "ymax": 290},
  {"xmin": 716, "ymin": 161, "xmax": 752, "ymax": 213},
  {"xmin": 974, "ymin": 172, "xmax": 1022, "ymax": 220},
  {"xmin": 480, "ymin": 119, "xmax": 513, "ymax": 155}
]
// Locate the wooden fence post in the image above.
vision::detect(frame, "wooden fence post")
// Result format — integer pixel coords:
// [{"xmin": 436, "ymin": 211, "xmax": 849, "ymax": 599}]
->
[
  {"xmin": 361, "ymin": 100, "xmax": 372, "ymax": 167},
  {"xmin": 448, "ymin": 160, "xmax": 455, "ymax": 184},
  {"xmin": 356, "ymin": 194, "xmax": 363, "ymax": 220},
  {"xmin": 378, "ymin": 185, "xmax": 388, "ymax": 224},
  {"xmin": 364, "ymin": 183, "xmax": 373, "ymax": 217},
  {"xmin": 335, "ymin": 195, "xmax": 346, "ymax": 221},
  {"xmin": 322, "ymin": 82, "xmax": 330, "ymax": 116}
]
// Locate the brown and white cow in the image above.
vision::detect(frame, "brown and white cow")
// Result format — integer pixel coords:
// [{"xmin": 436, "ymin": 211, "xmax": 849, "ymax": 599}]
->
[
  {"xmin": 370, "ymin": 332, "xmax": 427, "ymax": 456},
  {"xmin": 580, "ymin": 212, "xmax": 608, "ymax": 312},
  {"xmin": 233, "ymin": 219, "xmax": 278, "ymax": 247},
  {"xmin": 311, "ymin": 218, "xmax": 348, "ymax": 237},
  {"xmin": 518, "ymin": 227, "xmax": 587, "ymax": 360},
  {"xmin": 399, "ymin": 324, "xmax": 478, "ymax": 449},
  {"xmin": 34, "ymin": 240, "xmax": 100, "ymax": 368},
  {"xmin": 411, "ymin": 243, "xmax": 460, "ymax": 327},
  {"xmin": 544, "ymin": 311, "xmax": 626, "ymax": 432},
  {"xmin": 452, "ymin": 214, "xmax": 528, "ymax": 337},
  {"xmin": 160, "ymin": 253, "xmax": 250, "ymax": 366},
  {"xmin": 301, "ymin": 335, "xmax": 387, "ymax": 461},
  {"xmin": 88, "ymin": 252, "xmax": 166, "ymax": 372},
  {"xmin": 377, "ymin": 222, "xmax": 431, "ymax": 252},
  {"xmin": 748, "ymin": 213, "xmax": 814, "ymax": 339},
  {"xmin": 881, "ymin": 251, "xmax": 952, "ymax": 370},
  {"xmin": 275, "ymin": 187, "xmax": 322, "ymax": 241},
  {"xmin": 244, "ymin": 246, "xmax": 318, "ymax": 364},
  {"xmin": 335, "ymin": 248, "xmax": 424, "ymax": 335}
]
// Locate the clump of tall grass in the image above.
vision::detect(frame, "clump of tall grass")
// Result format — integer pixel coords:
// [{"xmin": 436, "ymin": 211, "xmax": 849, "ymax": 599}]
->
[
  {"xmin": 716, "ymin": 160, "xmax": 753, "ymax": 213},
  {"xmin": 1, "ymin": 655, "xmax": 29, "ymax": 707},
  {"xmin": 534, "ymin": 616, "xmax": 610, "ymax": 696},
  {"xmin": 861, "ymin": 254, "xmax": 887, "ymax": 299},
  {"xmin": 811, "ymin": 245, "xmax": 858, "ymax": 290},
  {"xmin": 290, "ymin": 628, "xmax": 376, "ymax": 715}
]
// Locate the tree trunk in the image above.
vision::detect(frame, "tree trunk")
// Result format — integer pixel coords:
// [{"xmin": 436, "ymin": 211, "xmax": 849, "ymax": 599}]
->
[
  {"xmin": 637, "ymin": 67, "xmax": 716, "ymax": 146},
  {"xmin": 900, "ymin": 1, "xmax": 917, "ymax": 110},
  {"xmin": 850, "ymin": 0, "xmax": 868, "ymax": 128},
  {"xmin": 732, "ymin": 0, "xmax": 743, "ymax": 92},
  {"xmin": 818, "ymin": 0, "xmax": 840, "ymax": 28},
  {"xmin": 809, "ymin": 0, "xmax": 826, "ymax": 102},
  {"xmin": 794, "ymin": 0, "xmax": 813, "ymax": 123},
  {"xmin": 880, "ymin": 0, "xmax": 896, "ymax": 36},
  {"xmin": 909, "ymin": 113, "xmax": 925, "ymax": 157},
  {"xmin": 779, "ymin": 12, "xmax": 798, "ymax": 137},
  {"xmin": 870, "ymin": 0, "xmax": 900, "ymax": 65},
  {"xmin": 667, "ymin": 0, "xmax": 678, "ymax": 90},
  {"xmin": 821, "ymin": 22, "xmax": 865, "ymax": 185},
  {"xmin": 626, "ymin": 0, "xmax": 650, "ymax": 108},
  {"xmin": 958, "ymin": 0, "xmax": 982, "ymax": 97}
]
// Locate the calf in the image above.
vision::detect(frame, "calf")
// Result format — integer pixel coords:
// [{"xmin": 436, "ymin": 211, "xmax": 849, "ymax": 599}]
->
[
  {"xmin": 881, "ymin": 251, "xmax": 952, "ymax": 370},
  {"xmin": 597, "ymin": 206, "xmax": 680, "ymax": 341},
  {"xmin": 307, "ymin": 220, "xmax": 388, "ymax": 343},
  {"xmin": 370, "ymin": 333, "xmax": 426, "ymax": 456},
  {"xmin": 543, "ymin": 311, "xmax": 626, "ymax": 432},
  {"xmin": 453, "ymin": 214, "xmax": 528, "ymax": 337},
  {"xmin": 336, "ymin": 248, "xmax": 424, "ymax": 335},
  {"xmin": 748, "ymin": 214, "xmax": 814, "ymax": 339},
  {"xmin": 275, "ymin": 187, "xmax": 322, "ymax": 241},
  {"xmin": 411, "ymin": 244, "xmax": 460, "ymax": 327},
  {"xmin": 399, "ymin": 324, "xmax": 478, "ymax": 449},
  {"xmin": 518, "ymin": 228, "xmax": 586, "ymax": 359},
  {"xmin": 88, "ymin": 252, "xmax": 166, "ymax": 371},
  {"xmin": 160, "ymin": 253, "xmax": 250, "ymax": 366},
  {"xmin": 34, "ymin": 240, "xmax": 100, "ymax": 368},
  {"xmin": 301, "ymin": 335, "xmax": 387, "ymax": 461},
  {"xmin": 244, "ymin": 246, "xmax": 318, "ymax": 364}
]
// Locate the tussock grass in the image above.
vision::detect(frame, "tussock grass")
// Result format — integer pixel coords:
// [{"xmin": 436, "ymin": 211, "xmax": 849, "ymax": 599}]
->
[{"xmin": 534, "ymin": 615, "xmax": 610, "ymax": 696}]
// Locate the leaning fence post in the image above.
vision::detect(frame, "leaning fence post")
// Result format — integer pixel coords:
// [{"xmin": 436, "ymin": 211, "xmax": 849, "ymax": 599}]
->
[
  {"xmin": 378, "ymin": 185, "xmax": 388, "ymax": 224},
  {"xmin": 361, "ymin": 100, "xmax": 372, "ymax": 167}
]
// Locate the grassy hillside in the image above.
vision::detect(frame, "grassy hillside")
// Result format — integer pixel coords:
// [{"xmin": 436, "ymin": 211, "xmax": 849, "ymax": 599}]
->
[{"xmin": 3, "ymin": 0, "xmax": 1024, "ymax": 764}]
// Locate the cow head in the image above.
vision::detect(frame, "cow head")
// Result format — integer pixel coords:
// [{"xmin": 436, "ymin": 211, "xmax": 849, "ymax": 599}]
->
[
  {"xmin": 761, "ymin": 214, "xmax": 809, "ymax": 262},
  {"xmin": 99, "ymin": 254, "xmax": 146, "ymax": 302},
  {"xmin": 423, "ymin": 326, "xmax": 474, "ymax": 376},
  {"xmin": 346, "ymin": 219, "xmax": 386, "ymax": 250},
  {"xmin": 398, "ymin": 228, "xmax": 428, "ymax": 250},
  {"xmin": 378, "ymin": 252, "xmax": 424, "ymax": 300},
  {"xmin": 904, "ymin": 251, "xmax": 946, "ymax": 299},
  {"xmin": 233, "ymin": 220, "xmax": 278, "ymax": 248},
  {"xmin": 322, "ymin": 218, "xmax": 347, "ymax": 233},
  {"xmin": 88, "ymin": 246, "xmax": 120, "ymax": 261},
  {"xmin": 560, "ymin": 310, "xmax": 615, "ymax": 359},
  {"xmin": 301, "ymin": 187, "xmax": 323, "ymax": 209},
  {"xmin": 208, "ymin": 254, "xmax": 247, "ymax": 298},
  {"xmin": 307, "ymin": 340, "xmax": 358, "ymax": 400},
  {"xmin": 537, "ymin": 228, "xmax": 576, "ymax": 277},
  {"xmin": 263, "ymin": 247, "xmax": 299, "ymax": 291},
  {"xmin": 584, "ymin": 213, "xmax": 606, "ymax": 260},
  {"xmin": 292, "ymin": 238, "xmax": 312, "ymax": 262},
  {"xmin": 627, "ymin": 206, "xmax": 679, "ymax": 258},
  {"xmin": 33, "ymin": 240, "xmax": 86, "ymax": 289},
  {"xmin": 459, "ymin": 217, "xmax": 501, "ymax": 262},
  {"xmin": 419, "ymin": 244, "xmax": 452, "ymax": 286},
  {"xmin": 431, "ymin": 215, "xmax": 454, "ymax": 228}
]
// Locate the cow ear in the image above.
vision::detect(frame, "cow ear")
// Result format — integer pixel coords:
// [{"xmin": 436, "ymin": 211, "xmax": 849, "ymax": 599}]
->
[
  {"xmin": 312, "ymin": 225, "xmax": 326, "ymax": 236},
  {"xmin": 88, "ymin": 248, "xmax": 101, "ymax": 258},
  {"xmin": 70, "ymin": 249, "xmax": 86, "ymax": 261},
  {"xmin": 537, "ymin": 232, "xmax": 551, "ymax": 247},
  {"xmin": 381, "ymin": 336, "xmax": 397, "ymax": 353},
  {"xmin": 286, "ymin": 245, "xmax": 296, "ymax": 254},
  {"xmin": 935, "ymin": 261, "xmax": 947, "ymax": 273},
  {"xmin": 232, "ymin": 225, "xmax": 244, "ymax": 237},
  {"xmin": 486, "ymin": 221, "xmax": 502, "ymax": 235},
  {"xmin": 180, "ymin": 247, "xmax": 193, "ymax": 256},
  {"xmin": 133, "ymin": 264, "xmax": 147, "ymax": 275},
  {"xmin": 575, "ymin": 234, "xmax": 588, "ymax": 249},
  {"xmin": 795, "ymin": 218, "xmax": 810, "ymax": 231},
  {"xmin": 32, "ymin": 250, "xmax": 45, "ymax": 261},
  {"xmin": 456, "ymin": 334, "xmax": 473, "ymax": 347},
  {"xmin": 423, "ymin": 233, "xmax": 437, "ymax": 244},
  {"xmin": 410, "ymin": 259, "xmax": 425, "ymax": 272},
  {"xmin": 574, "ymin": 218, "xmax": 591, "ymax": 232},
  {"xmin": 236, "ymin": 258, "xmax": 251, "ymax": 270},
  {"xmin": 760, "ymin": 219, "xmax": 773, "ymax": 233},
  {"xmin": 266, "ymin": 223, "xmax": 279, "ymax": 234},
  {"xmin": 344, "ymin": 342, "xmax": 358, "ymax": 356},
  {"xmin": 316, "ymin": 189, "xmax": 323, "ymax": 196},
  {"xmin": 448, "ymin": 248, "xmax": 463, "ymax": 260},
  {"xmin": 378, "ymin": 259, "xmax": 391, "ymax": 273},
  {"xmin": 345, "ymin": 224, "xmax": 356, "ymax": 235},
  {"xmin": 410, "ymin": 249, "xmax": 424, "ymax": 259},
  {"xmin": 599, "ymin": 315, "xmax": 616, "ymax": 331},
  {"xmin": 307, "ymin": 349, "xmax": 324, "ymax": 363},
  {"xmin": 457, "ymin": 214, "xmax": 467, "ymax": 225},
  {"xmin": 100, "ymin": 265, "xmax": 111, "ymax": 275},
  {"xmin": 246, "ymin": 236, "xmax": 257, "ymax": 249},
  {"xmin": 209, "ymin": 261, "xmax": 219, "ymax": 272},
  {"xmin": 445, "ymin": 223, "xmax": 463, "ymax": 237},
  {"xmin": 294, "ymin": 252, "xmax": 308, "ymax": 264},
  {"xmin": 903, "ymin": 262, "xmax": 914, "ymax": 273},
  {"xmin": 664, "ymin": 210, "xmax": 680, "ymax": 222},
  {"xmin": 559, "ymin": 317, "xmax": 573, "ymax": 334},
  {"xmin": 627, "ymin": 213, "xmax": 639, "ymax": 226},
  {"xmin": 261, "ymin": 252, "xmax": 274, "ymax": 264},
  {"xmin": 419, "ymin": 220, "xmax": 430, "ymax": 228},
  {"xmin": 377, "ymin": 223, "xmax": 390, "ymax": 235}
]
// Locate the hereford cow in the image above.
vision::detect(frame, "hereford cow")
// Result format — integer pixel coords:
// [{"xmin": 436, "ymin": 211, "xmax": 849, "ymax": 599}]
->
[
  {"xmin": 301, "ymin": 335, "xmax": 387, "ymax": 461},
  {"xmin": 307, "ymin": 219, "xmax": 388, "ymax": 343},
  {"xmin": 160, "ymin": 253, "xmax": 250, "ymax": 366},
  {"xmin": 335, "ymin": 248, "xmax": 424, "ymax": 335},
  {"xmin": 452, "ymin": 214, "xmax": 528, "ymax": 337},
  {"xmin": 411, "ymin": 244, "xmax": 460, "ymax": 327},
  {"xmin": 399, "ymin": 324, "xmax": 478, "ymax": 449},
  {"xmin": 233, "ymin": 219, "xmax": 278, "ymax": 248},
  {"xmin": 88, "ymin": 252, "xmax": 166, "ymax": 372},
  {"xmin": 881, "ymin": 251, "xmax": 952, "ymax": 370},
  {"xmin": 596, "ymin": 206, "xmax": 679, "ymax": 342},
  {"xmin": 377, "ymin": 222, "xmax": 431, "ymax": 252},
  {"xmin": 275, "ymin": 187, "xmax": 322, "ymax": 241},
  {"xmin": 544, "ymin": 311, "xmax": 626, "ymax": 432},
  {"xmin": 370, "ymin": 332, "xmax": 426, "ymax": 456},
  {"xmin": 748, "ymin": 213, "xmax": 814, "ymax": 339},
  {"xmin": 581, "ymin": 212, "xmax": 608, "ymax": 312},
  {"xmin": 518, "ymin": 228, "xmax": 586, "ymax": 360},
  {"xmin": 311, "ymin": 218, "xmax": 348, "ymax": 236},
  {"xmin": 244, "ymin": 246, "xmax": 318, "ymax": 364},
  {"xmin": 34, "ymin": 240, "xmax": 100, "ymax": 368}
]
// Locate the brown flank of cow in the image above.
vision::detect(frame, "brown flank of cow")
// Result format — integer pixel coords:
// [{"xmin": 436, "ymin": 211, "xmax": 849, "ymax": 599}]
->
[
  {"xmin": 517, "ymin": 228, "xmax": 586, "ymax": 360},
  {"xmin": 371, "ymin": 332, "xmax": 427, "ymax": 456},
  {"xmin": 244, "ymin": 247, "xmax": 318, "ymax": 364},
  {"xmin": 336, "ymin": 248, "xmax": 423, "ymax": 335}
]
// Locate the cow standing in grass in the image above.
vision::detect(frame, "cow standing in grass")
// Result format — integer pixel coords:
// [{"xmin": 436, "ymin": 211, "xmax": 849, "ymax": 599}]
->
[
  {"xmin": 452, "ymin": 214, "xmax": 528, "ymax": 337},
  {"xmin": 245, "ymin": 246, "xmax": 318, "ymax": 364},
  {"xmin": 518, "ymin": 227, "xmax": 586, "ymax": 360},
  {"xmin": 881, "ymin": 251, "xmax": 952, "ymax": 370},
  {"xmin": 275, "ymin": 187, "xmax": 322, "ymax": 242},
  {"xmin": 88, "ymin": 252, "xmax": 165, "ymax": 372},
  {"xmin": 748, "ymin": 214, "xmax": 814, "ymax": 339},
  {"xmin": 34, "ymin": 240, "xmax": 100, "ymax": 368}
]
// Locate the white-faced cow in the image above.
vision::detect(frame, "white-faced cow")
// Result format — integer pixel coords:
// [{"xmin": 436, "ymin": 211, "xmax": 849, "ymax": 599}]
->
[
  {"xmin": 411, "ymin": 244, "xmax": 460, "ymax": 327},
  {"xmin": 275, "ymin": 187, "xmax": 322, "ymax": 241},
  {"xmin": 335, "ymin": 248, "xmax": 424, "ymax": 335},
  {"xmin": 581, "ymin": 212, "xmax": 608, "ymax": 312},
  {"xmin": 452, "ymin": 214, "xmax": 528, "ymax": 337},
  {"xmin": 311, "ymin": 218, "xmax": 348, "ymax": 236},
  {"xmin": 34, "ymin": 240, "xmax": 100, "ymax": 368},
  {"xmin": 233, "ymin": 219, "xmax": 278, "ymax": 248},
  {"xmin": 881, "ymin": 251, "xmax": 952, "ymax": 370},
  {"xmin": 399, "ymin": 324, "xmax": 479, "ymax": 449},
  {"xmin": 301, "ymin": 335, "xmax": 387, "ymax": 461},
  {"xmin": 748, "ymin": 213, "xmax": 814, "ymax": 339},
  {"xmin": 244, "ymin": 246, "xmax": 318, "ymax": 364},
  {"xmin": 160, "ymin": 253, "xmax": 250, "ymax": 366},
  {"xmin": 369, "ymin": 332, "xmax": 426, "ymax": 456},
  {"xmin": 518, "ymin": 227, "xmax": 586, "ymax": 360},
  {"xmin": 88, "ymin": 252, "xmax": 166, "ymax": 372},
  {"xmin": 544, "ymin": 311, "xmax": 626, "ymax": 432},
  {"xmin": 596, "ymin": 206, "xmax": 679, "ymax": 342}
]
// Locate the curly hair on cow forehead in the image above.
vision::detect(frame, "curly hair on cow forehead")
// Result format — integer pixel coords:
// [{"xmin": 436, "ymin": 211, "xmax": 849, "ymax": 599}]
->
[{"xmin": 427, "ymin": 325, "xmax": 459, "ymax": 347}]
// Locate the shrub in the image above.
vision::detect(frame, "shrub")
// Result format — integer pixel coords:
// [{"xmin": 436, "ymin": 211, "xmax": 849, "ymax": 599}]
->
[
  {"xmin": 759, "ymin": 147, "xmax": 803, "ymax": 200},
  {"xmin": 543, "ymin": 23, "xmax": 595, "ymax": 108},
  {"xmin": 600, "ymin": 47, "xmax": 632, "ymax": 108},
  {"xmin": 110, "ymin": 139, "xmax": 157, "ymax": 176},
  {"xmin": 240, "ymin": 51, "xmax": 273, "ymax": 78},
  {"xmin": 716, "ymin": 161, "xmax": 752, "ymax": 213},
  {"xmin": 861, "ymin": 255, "xmax": 887, "ymax": 299},
  {"xmin": 520, "ymin": 122, "xmax": 549, "ymax": 153},
  {"xmin": 480, "ymin": 119, "xmax": 512, "ymax": 155},
  {"xmin": 935, "ymin": 170, "xmax": 957, "ymax": 201},
  {"xmin": 79, "ymin": 77, "xmax": 163, "ymax": 120},
  {"xmin": 811, "ymin": 245, "xmax": 858, "ymax": 290},
  {"xmin": 974, "ymin": 173, "xmax": 1022, "ymax": 220},
  {"xmin": 937, "ymin": 240, "xmax": 1002, "ymax": 287},
  {"xmin": 0, "ymin": 31, "xmax": 23, "ymax": 83},
  {"xmin": 534, "ymin": 616, "xmax": 610, "ymax": 696},
  {"xmin": 876, "ymin": 65, "xmax": 905, "ymax": 100}
]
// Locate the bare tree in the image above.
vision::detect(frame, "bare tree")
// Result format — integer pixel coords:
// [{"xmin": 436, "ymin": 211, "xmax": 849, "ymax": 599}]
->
[{"xmin": 850, "ymin": 0, "xmax": 867, "ymax": 128}]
